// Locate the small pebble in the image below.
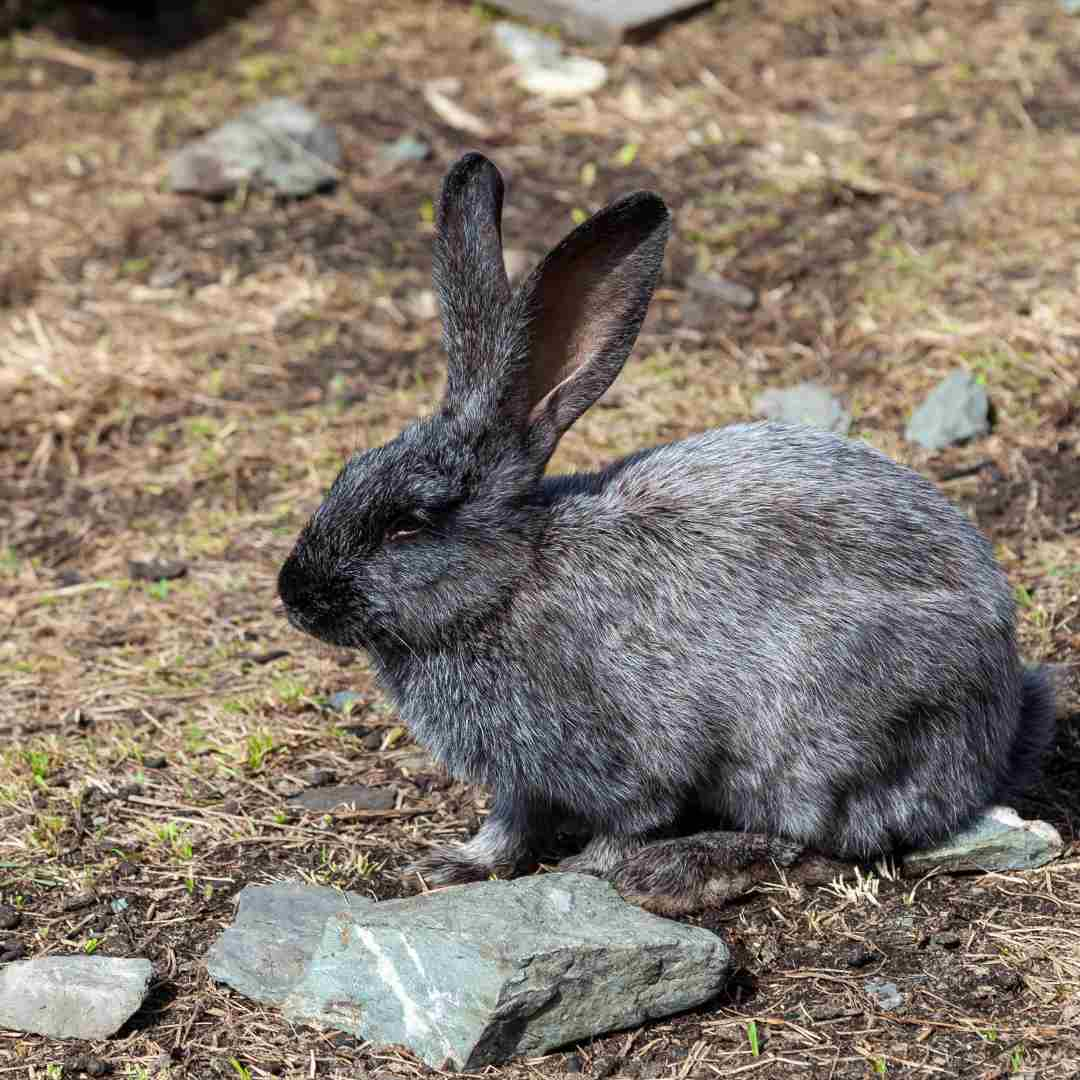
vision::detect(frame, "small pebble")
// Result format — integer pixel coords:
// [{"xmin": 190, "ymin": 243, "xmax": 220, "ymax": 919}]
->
[
  {"xmin": 361, "ymin": 729, "xmax": 384, "ymax": 751},
  {"xmin": 63, "ymin": 1054, "xmax": 111, "ymax": 1077},
  {"xmin": 128, "ymin": 558, "xmax": 188, "ymax": 582},
  {"xmin": 305, "ymin": 768, "xmax": 337, "ymax": 787},
  {"xmin": 846, "ymin": 944, "xmax": 877, "ymax": 968},
  {"xmin": 0, "ymin": 943, "xmax": 27, "ymax": 963},
  {"xmin": 326, "ymin": 690, "xmax": 364, "ymax": 714},
  {"xmin": 142, "ymin": 755, "xmax": 167, "ymax": 770},
  {"xmin": 931, "ymin": 930, "xmax": 962, "ymax": 950},
  {"xmin": 62, "ymin": 892, "xmax": 97, "ymax": 913},
  {"xmin": 864, "ymin": 976, "xmax": 904, "ymax": 1011},
  {"xmin": 687, "ymin": 272, "xmax": 759, "ymax": 311},
  {"xmin": 148, "ymin": 264, "xmax": 185, "ymax": 289},
  {"xmin": 377, "ymin": 134, "xmax": 431, "ymax": 166},
  {"xmin": 516, "ymin": 56, "xmax": 607, "ymax": 99},
  {"xmin": 0, "ymin": 905, "xmax": 20, "ymax": 931}
]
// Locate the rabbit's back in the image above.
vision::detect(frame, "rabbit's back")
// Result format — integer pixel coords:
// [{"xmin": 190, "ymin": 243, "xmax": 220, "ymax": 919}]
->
[{"xmin": 511, "ymin": 422, "xmax": 1028, "ymax": 856}]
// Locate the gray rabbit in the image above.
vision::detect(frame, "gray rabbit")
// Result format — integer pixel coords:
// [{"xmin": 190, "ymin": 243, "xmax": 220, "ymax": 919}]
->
[{"xmin": 278, "ymin": 153, "xmax": 1056, "ymax": 913}]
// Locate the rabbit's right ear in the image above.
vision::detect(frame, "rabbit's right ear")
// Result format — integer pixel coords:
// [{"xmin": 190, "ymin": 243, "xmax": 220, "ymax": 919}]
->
[
  {"xmin": 512, "ymin": 191, "xmax": 670, "ymax": 471},
  {"xmin": 433, "ymin": 153, "xmax": 512, "ymax": 400}
]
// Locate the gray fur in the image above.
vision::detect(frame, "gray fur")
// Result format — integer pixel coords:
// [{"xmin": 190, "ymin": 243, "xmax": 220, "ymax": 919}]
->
[{"xmin": 278, "ymin": 153, "xmax": 1056, "ymax": 906}]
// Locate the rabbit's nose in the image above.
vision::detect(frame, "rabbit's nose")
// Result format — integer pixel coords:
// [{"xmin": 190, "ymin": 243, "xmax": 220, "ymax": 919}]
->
[{"xmin": 277, "ymin": 552, "xmax": 319, "ymax": 613}]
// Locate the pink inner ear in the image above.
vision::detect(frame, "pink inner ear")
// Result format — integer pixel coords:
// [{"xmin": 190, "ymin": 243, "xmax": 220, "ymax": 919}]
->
[
  {"xmin": 524, "ymin": 264, "xmax": 612, "ymax": 415},
  {"xmin": 527, "ymin": 307, "xmax": 620, "ymax": 428}
]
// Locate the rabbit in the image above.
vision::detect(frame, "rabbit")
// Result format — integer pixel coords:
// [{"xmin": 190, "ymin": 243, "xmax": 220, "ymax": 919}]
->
[{"xmin": 277, "ymin": 152, "xmax": 1056, "ymax": 914}]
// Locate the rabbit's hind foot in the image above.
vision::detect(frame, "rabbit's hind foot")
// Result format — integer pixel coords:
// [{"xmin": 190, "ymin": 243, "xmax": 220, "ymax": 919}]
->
[{"xmin": 607, "ymin": 831, "xmax": 849, "ymax": 916}]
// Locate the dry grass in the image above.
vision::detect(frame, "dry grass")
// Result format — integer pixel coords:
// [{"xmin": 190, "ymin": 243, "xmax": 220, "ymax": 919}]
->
[{"xmin": 0, "ymin": 0, "xmax": 1078, "ymax": 1076}]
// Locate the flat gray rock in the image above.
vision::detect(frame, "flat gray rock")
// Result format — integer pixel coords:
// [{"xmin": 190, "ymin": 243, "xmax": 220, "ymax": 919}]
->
[
  {"xmin": 0, "ymin": 956, "xmax": 152, "ymax": 1039},
  {"xmin": 287, "ymin": 874, "xmax": 729, "ymax": 1069},
  {"xmin": 687, "ymin": 272, "xmax": 758, "ymax": 311},
  {"xmin": 903, "ymin": 806, "xmax": 1064, "ymax": 876},
  {"xmin": 287, "ymin": 784, "xmax": 396, "ymax": 813},
  {"xmin": 169, "ymin": 97, "xmax": 341, "ymax": 198},
  {"xmin": 206, "ymin": 882, "xmax": 368, "ymax": 1004},
  {"xmin": 208, "ymin": 875, "xmax": 729, "ymax": 1070},
  {"xmin": 904, "ymin": 369, "xmax": 990, "ymax": 451},
  {"xmin": 377, "ymin": 135, "xmax": 431, "ymax": 167},
  {"xmin": 754, "ymin": 382, "xmax": 852, "ymax": 434}
]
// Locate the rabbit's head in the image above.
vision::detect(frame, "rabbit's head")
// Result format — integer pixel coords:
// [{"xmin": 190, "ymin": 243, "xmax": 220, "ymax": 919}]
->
[{"xmin": 278, "ymin": 153, "xmax": 669, "ymax": 652}]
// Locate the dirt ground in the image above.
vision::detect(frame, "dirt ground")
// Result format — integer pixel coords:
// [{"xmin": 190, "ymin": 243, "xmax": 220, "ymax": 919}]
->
[{"xmin": 1, "ymin": 0, "xmax": 1079, "ymax": 1077}]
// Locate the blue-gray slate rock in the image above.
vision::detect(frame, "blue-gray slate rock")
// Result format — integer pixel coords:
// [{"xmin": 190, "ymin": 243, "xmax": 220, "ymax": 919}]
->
[
  {"xmin": 377, "ymin": 135, "xmax": 431, "ymax": 167},
  {"xmin": 904, "ymin": 369, "xmax": 990, "ymax": 450},
  {"xmin": 754, "ymin": 382, "xmax": 852, "ymax": 434},
  {"xmin": 325, "ymin": 689, "xmax": 363, "ymax": 714},
  {"xmin": 169, "ymin": 98, "xmax": 342, "ymax": 198},
  {"xmin": 864, "ymin": 977, "xmax": 904, "ymax": 1011},
  {"xmin": 287, "ymin": 873, "xmax": 729, "ymax": 1069},
  {"xmin": 0, "ymin": 956, "xmax": 152, "ymax": 1039},
  {"xmin": 207, "ymin": 875, "xmax": 729, "ymax": 1071},
  {"xmin": 903, "ymin": 805, "xmax": 1063, "ymax": 876},
  {"xmin": 206, "ymin": 882, "xmax": 356, "ymax": 1004}
]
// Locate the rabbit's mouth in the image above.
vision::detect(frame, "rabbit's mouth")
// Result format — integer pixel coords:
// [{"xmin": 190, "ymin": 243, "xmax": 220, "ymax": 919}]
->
[
  {"xmin": 280, "ymin": 597, "xmax": 366, "ymax": 649},
  {"xmin": 277, "ymin": 550, "xmax": 367, "ymax": 648}
]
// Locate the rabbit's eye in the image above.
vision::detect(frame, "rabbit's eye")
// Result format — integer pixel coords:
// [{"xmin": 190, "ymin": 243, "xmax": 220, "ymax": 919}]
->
[{"xmin": 386, "ymin": 512, "xmax": 427, "ymax": 542}]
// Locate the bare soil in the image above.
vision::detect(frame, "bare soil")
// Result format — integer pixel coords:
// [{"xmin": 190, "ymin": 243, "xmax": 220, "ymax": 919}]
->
[{"xmin": 0, "ymin": 1, "xmax": 1078, "ymax": 1078}]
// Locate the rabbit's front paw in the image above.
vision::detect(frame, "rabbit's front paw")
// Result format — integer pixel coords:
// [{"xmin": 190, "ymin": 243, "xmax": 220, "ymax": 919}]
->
[
  {"xmin": 404, "ymin": 846, "xmax": 494, "ymax": 886},
  {"xmin": 403, "ymin": 845, "xmax": 524, "ymax": 887}
]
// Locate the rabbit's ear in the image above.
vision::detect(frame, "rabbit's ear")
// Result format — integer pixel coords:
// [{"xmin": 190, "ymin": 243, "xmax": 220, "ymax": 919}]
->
[
  {"xmin": 433, "ymin": 153, "xmax": 511, "ymax": 397},
  {"xmin": 516, "ymin": 191, "xmax": 670, "ymax": 468}
]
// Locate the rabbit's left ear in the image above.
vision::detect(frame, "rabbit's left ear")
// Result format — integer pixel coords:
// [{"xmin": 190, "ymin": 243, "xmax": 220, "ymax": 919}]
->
[
  {"xmin": 513, "ymin": 191, "xmax": 670, "ymax": 470},
  {"xmin": 433, "ymin": 153, "xmax": 512, "ymax": 399}
]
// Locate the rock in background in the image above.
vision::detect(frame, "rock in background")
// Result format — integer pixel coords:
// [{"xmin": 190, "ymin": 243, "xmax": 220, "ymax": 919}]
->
[
  {"xmin": 169, "ymin": 98, "xmax": 342, "ymax": 198},
  {"xmin": 754, "ymin": 382, "xmax": 852, "ymax": 434},
  {"xmin": 492, "ymin": 21, "xmax": 607, "ymax": 99},
  {"xmin": 905, "ymin": 369, "xmax": 990, "ymax": 451}
]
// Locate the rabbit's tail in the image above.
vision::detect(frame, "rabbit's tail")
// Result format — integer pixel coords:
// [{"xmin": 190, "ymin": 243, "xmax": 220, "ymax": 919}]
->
[{"xmin": 1002, "ymin": 664, "xmax": 1057, "ymax": 797}]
